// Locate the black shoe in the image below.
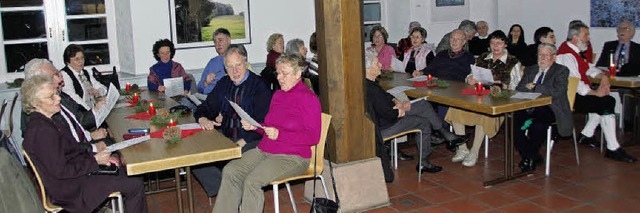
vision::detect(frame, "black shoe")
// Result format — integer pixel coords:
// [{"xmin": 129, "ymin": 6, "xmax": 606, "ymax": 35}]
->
[
  {"xmin": 519, "ymin": 158, "xmax": 537, "ymax": 172},
  {"xmin": 578, "ymin": 134, "xmax": 600, "ymax": 148},
  {"xmin": 445, "ymin": 135, "xmax": 470, "ymax": 152},
  {"xmin": 430, "ymin": 135, "xmax": 446, "ymax": 146},
  {"xmin": 416, "ymin": 164, "xmax": 442, "ymax": 173},
  {"xmin": 605, "ymin": 148, "xmax": 637, "ymax": 163},
  {"xmin": 397, "ymin": 150, "xmax": 414, "ymax": 161}
]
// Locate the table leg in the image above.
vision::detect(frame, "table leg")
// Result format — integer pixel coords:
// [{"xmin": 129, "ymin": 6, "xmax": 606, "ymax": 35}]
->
[
  {"xmin": 175, "ymin": 168, "xmax": 183, "ymax": 213},
  {"xmin": 484, "ymin": 112, "xmax": 533, "ymax": 186},
  {"xmin": 187, "ymin": 167, "xmax": 194, "ymax": 213}
]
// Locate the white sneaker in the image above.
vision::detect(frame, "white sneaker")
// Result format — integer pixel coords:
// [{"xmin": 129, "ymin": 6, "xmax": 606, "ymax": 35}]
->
[
  {"xmin": 451, "ymin": 148, "xmax": 469, "ymax": 162},
  {"xmin": 462, "ymin": 152, "xmax": 478, "ymax": 167}
]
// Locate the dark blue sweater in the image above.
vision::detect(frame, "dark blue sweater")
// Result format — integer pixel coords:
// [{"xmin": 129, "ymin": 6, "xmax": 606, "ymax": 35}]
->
[
  {"xmin": 193, "ymin": 72, "xmax": 272, "ymax": 142},
  {"xmin": 425, "ymin": 50, "xmax": 474, "ymax": 82}
]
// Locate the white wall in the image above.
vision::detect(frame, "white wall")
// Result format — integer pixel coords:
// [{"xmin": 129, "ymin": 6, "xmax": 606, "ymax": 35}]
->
[{"xmin": 126, "ymin": 0, "xmax": 316, "ymax": 76}]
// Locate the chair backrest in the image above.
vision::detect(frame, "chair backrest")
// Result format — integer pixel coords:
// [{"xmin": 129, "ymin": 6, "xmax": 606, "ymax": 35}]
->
[
  {"xmin": 0, "ymin": 100, "xmax": 7, "ymax": 129},
  {"xmin": 309, "ymin": 113, "xmax": 332, "ymax": 175},
  {"xmin": 6, "ymin": 92, "xmax": 18, "ymax": 138},
  {"xmin": 567, "ymin": 77, "xmax": 579, "ymax": 111},
  {"xmin": 21, "ymin": 149, "xmax": 63, "ymax": 212}
]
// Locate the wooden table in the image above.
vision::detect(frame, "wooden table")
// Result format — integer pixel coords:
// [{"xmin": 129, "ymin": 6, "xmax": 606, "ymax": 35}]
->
[
  {"xmin": 106, "ymin": 91, "xmax": 241, "ymax": 213},
  {"xmin": 379, "ymin": 73, "xmax": 552, "ymax": 186}
]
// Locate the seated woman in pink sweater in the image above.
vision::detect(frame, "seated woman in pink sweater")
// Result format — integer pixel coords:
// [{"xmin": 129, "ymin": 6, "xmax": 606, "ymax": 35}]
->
[
  {"xmin": 366, "ymin": 26, "xmax": 396, "ymax": 70},
  {"xmin": 213, "ymin": 53, "xmax": 321, "ymax": 213}
]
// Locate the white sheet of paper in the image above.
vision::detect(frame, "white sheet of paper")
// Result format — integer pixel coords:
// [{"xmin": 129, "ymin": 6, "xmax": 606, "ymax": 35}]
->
[
  {"xmin": 386, "ymin": 86, "xmax": 415, "ymax": 95},
  {"xmin": 407, "ymin": 75, "xmax": 428, "ymax": 82},
  {"xmin": 163, "ymin": 77, "xmax": 184, "ymax": 97},
  {"xmin": 410, "ymin": 97, "xmax": 426, "ymax": 104},
  {"xmin": 470, "ymin": 65, "xmax": 495, "ymax": 84},
  {"xmin": 193, "ymin": 93, "xmax": 208, "ymax": 101},
  {"xmin": 185, "ymin": 94, "xmax": 202, "ymax": 105},
  {"xmin": 391, "ymin": 57, "xmax": 405, "ymax": 73},
  {"xmin": 177, "ymin": 123, "xmax": 202, "ymax": 130},
  {"xmin": 106, "ymin": 135, "xmax": 151, "ymax": 152},
  {"xmin": 114, "ymin": 102, "xmax": 130, "ymax": 108},
  {"xmin": 511, "ymin": 92, "xmax": 542, "ymax": 100},
  {"xmin": 228, "ymin": 100, "xmax": 263, "ymax": 128},
  {"xmin": 95, "ymin": 84, "xmax": 120, "ymax": 127}
]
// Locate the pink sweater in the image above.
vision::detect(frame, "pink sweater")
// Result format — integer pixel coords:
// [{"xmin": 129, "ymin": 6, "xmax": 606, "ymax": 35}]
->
[
  {"xmin": 257, "ymin": 80, "xmax": 321, "ymax": 158},
  {"xmin": 367, "ymin": 44, "xmax": 396, "ymax": 70}
]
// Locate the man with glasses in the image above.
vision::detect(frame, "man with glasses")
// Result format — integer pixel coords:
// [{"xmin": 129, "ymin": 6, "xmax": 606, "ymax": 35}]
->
[
  {"xmin": 513, "ymin": 44, "xmax": 572, "ymax": 172},
  {"xmin": 192, "ymin": 44, "xmax": 272, "ymax": 198},
  {"xmin": 596, "ymin": 21, "xmax": 640, "ymax": 76}
]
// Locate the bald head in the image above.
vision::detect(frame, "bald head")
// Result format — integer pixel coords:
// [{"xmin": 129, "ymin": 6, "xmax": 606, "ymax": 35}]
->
[{"xmin": 617, "ymin": 21, "xmax": 635, "ymax": 43}]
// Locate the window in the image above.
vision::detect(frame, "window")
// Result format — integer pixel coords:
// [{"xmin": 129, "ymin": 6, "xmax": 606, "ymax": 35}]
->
[
  {"xmin": 363, "ymin": 0, "xmax": 384, "ymax": 44},
  {"xmin": 0, "ymin": 0, "xmax": 118, "ymax": 82}
]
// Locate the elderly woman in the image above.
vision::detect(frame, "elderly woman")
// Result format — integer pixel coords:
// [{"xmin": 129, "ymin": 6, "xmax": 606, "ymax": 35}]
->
[
  {"xmin": 147, "ymin": 38, "xmax": 192, "ymax": 93},
  {"xmin": 507, "ymin": 24, "xmax": 528, "ymax": 62},
  {"xmin": 60, "ymin": 44, "xmax": 107, "ymax": 111},
  {"xmin": 366, "ymin": 26, "xmax": 396, "ymax": 70},
  {"xmin": 447, "ymin": 30, "xmax": 522, "ymax": 167},
  {"xmin": 403, "ymin": 27, "xmax": 435, "ymax": 77},
  {"xmin": 262, "ymin": 33, "xmax": 285, "ymax": 91},
  {"xmin": 286, "ymin": 38, "xmax": 319, "ymax": 94},
  {"xmin": 21, "ymin": 76, "xmax": 146, "ymax": 213},
  {"xmin": 213, "ymin": 54, "xmax": 321, "ymax": 212}
]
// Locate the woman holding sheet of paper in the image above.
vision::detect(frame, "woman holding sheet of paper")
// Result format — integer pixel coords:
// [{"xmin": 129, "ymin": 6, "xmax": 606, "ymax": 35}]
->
[
  {"xmin": 147, "ymin": 39, "xmax": 192, "ymax": 93},
  {"xmin": 445, "ymin": 30, "xmax": 522, "ymax": 167},
  {"xmin": 213, "ymin": 53, "xmax": 321, "ymax": 213}
]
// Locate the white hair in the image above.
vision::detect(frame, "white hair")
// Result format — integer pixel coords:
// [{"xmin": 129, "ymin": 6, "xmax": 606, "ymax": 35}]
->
[
  {"xmin": 24, "ymin": 58, "xmax": 54, "ymax": 80},
  {"xmin": 364, "ymin": 49, "xmax": 378, "ymax": 70}
]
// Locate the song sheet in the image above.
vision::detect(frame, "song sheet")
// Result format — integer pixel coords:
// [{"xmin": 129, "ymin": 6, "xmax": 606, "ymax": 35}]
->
[
  {"xmin": 228, "ymin": 100, "xmax": 263, "ymax": 128},
  {"xmin": 106, "ymin": 135, "xmax": 151, "ymax": 152},
  {"xmin": 163, "ymin": 77, "xmax": 184, "ymax": 97},
  {"xmin": 386, "ymin": 86, "xmax": 415, "ymax": 95},
  {"xmin": 470, "ymin": 65, "xmax": 495, "ymax": 84},
  {"xmin": 95, "ymin": 84, "xmax": 120, "ymax": 126}
]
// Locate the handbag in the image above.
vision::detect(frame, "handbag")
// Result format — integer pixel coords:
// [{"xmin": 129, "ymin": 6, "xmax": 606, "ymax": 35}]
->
[{"xmin": 310, "ymin": 140, "xmax": 340, "ymax": 213}]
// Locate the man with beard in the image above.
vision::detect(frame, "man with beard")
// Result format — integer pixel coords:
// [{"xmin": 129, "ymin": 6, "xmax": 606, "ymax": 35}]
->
[{"xmin": 555, "ymin": 22, "xmax": 636, "ymax": 163}]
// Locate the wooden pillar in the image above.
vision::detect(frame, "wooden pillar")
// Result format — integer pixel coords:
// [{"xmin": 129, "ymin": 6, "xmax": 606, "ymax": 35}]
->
[{"xmin": 315, "ymin": 0, "xmax": 375, "ymax": 163}]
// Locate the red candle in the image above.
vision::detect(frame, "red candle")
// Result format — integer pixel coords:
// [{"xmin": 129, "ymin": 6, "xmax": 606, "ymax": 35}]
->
[
  {"xmin": 609, "ymin": 53, "xmax": 616, "ymax": 79},
  {"xmin": 168, "ymin": 119, "xmax": 177, "ymax": 127},
  {"xmin": 125, "ymin": 83, "xmax": 131, "ymax": 92},
  {"xmin": 475, "ymin": 83, "xmax": 483, "ymax": 94},
  {"xmin": 148, "ymin": 103, "xmax": 156, "ymax": 116},
  {"xmin": 427, "ymin": 74, "xmax": 433, "ymax": 81},
  {"xmin": 132, "ymin": 93, "xmax": 139, "ymax": 103}
]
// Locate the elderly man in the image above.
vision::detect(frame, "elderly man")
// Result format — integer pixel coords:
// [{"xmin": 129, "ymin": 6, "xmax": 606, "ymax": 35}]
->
[
  {"xmin": 425, "ymin": 30, "xmax": 475, "ymax": 81},
  {"xmin": 469, "ymin": 20, "xmax": 490, "ymax": 56},
  {"xmin": 192, "ymin": 44, "xmax": 272, "ymax": 197},
  {"xmin": 522, "ymin": 27, "xmax": 557, "ymax": 66},
  {"xmin": 435, "ymin": 20, "xmax": 477, "ymax": 54},
  {"xmin": 556, "ymin": 22, "xmax": 636, "ymax": 163},
  {"xmin": 365, "ymin": 50, "xmax": 468, "ymax": 175},
  {"xmin": 596, "ymin": 21, "xmax": 640, "ymax": 76},
  {"xmin": 514, "ymin": 44, "xmax": 573, "ymax": 171},
  {"xmin": 197, "ymin": 28, "xmax": 231, "ymax": 94},
  {"xmin": 396, "ymin": 21, "xmax": 422, "ymax": 60},
  {"xmin": 20, "ymin": 59, "xmax": 110, "ymax": 153}
]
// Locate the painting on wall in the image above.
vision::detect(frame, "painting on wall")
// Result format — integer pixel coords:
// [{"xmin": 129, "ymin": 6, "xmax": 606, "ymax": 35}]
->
[
  {"xmin": 170, "ymin": 0, "xmax": 251, "ymax": 48},
  {"xmin": 436, "ymin": 0, "xmax": 464, "ymax": 7},
  {"xmin": 591, "ymin": 0, "xmax": 640, "ymax": 27}
]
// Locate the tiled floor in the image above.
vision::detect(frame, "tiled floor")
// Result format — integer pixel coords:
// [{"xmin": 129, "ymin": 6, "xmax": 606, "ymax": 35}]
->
[{"xmin": 145, "ymin": 114, "xmax": 640, "ymax": 212}]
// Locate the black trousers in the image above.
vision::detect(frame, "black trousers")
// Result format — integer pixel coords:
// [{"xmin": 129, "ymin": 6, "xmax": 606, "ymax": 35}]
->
[
  {"xmin": 514, "ymin": 106, "xmax": 555, "ymax": 159},
  {"xmin": 574, "ymin": 94, "xmax": 616, "ymax": 115}
]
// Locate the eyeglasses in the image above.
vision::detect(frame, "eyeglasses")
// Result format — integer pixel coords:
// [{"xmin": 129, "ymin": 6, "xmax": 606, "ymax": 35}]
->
[
  {"xmin": 537, "ymin": 53, "xmax": 554, "ymax": 58},
  {"xmin": 224, "ymin": 62, "xmax": 245, "ymax": 71},
  {"xmin": 276, "ymin": 71, "xmax": 294, "ymax": 77}
]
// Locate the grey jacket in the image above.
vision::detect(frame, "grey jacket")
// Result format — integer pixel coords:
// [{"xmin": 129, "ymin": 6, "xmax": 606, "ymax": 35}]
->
[{"xmin": 516, "ymin": 63, "xmax": 574, "ymax": 136}]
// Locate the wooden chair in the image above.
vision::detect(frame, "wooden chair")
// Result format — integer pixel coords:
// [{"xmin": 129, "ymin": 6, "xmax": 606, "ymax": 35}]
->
[
  {"xmin": 545, "ymin": 77, "xmax": 580, "ymax": 176},
  {"xmin": 270, "ymin": 113, "xmax": 331, "ymax": 213},
  {"xmin": 22, "ymin": 150, "xmax": 124, "ymax": 213},
  {"xmin": 383, "ymin": 128, "xmax": 423, "ymax": 182}
]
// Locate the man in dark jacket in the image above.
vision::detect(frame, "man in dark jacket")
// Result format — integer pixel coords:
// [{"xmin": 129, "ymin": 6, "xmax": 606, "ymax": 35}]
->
[{"xmin": 595, "ymin": 21, "xmax": 640, "ymax": 77}]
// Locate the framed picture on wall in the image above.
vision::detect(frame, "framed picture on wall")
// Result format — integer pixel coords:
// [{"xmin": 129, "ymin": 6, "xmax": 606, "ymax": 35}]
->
[
  {"xmin": 169, "ymin": 0, "xmax": 251, "ymax": 49},
  {"xmin": 590, "ymin": 0, "xmax": 640, "ymax": 27},
  {"xmin": 436, "ymin": 0, "xmax": 464, "ymax": 7}
]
